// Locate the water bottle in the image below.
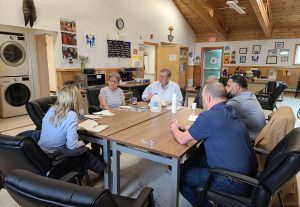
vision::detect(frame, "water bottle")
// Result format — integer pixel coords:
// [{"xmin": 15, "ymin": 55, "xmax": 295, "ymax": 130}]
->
[
  {"xmin": 171, "ymin": 93, "xmax": 177, "ymax": 114},
  {"xmin": 150, "ymin": 94, "xmax": 162, "ymax": 113}
]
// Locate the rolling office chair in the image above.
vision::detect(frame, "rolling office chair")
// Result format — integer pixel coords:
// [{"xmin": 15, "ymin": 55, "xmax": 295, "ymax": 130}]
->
[
  {"xmin": 256, "ymin": 83, "xmax": 287, "ymax": 111},
  {"xmin": 87, "ymin": 87, "xmax": 102, "ymax": 114},
  {"xmin": 4, "ymin": 169, "xmax": 155, "ymax": 207},
  {"xmin": 25, "ymin": 96, "xmax": 57, "ymax": 130},
  {"xmin": 0, "ymin": 134, "xmax": 85, "ymax": 184},
  {"xmin": 196, "ymin": 127, "xmax": 300, "ymax": 207}
]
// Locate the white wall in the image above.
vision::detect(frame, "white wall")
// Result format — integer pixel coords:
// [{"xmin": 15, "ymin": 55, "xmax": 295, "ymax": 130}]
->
[
  {"xmin": 195, "ymin": 38, "xmax": 300, "ymax": 68},
  {"xmin": 0, "ymin": 0, "xmax": 195, "ymax": 69}
]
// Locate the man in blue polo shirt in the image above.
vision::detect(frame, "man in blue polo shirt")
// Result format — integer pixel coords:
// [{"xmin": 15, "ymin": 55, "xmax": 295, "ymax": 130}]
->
[{"xmin": 169, "ymin": 82, "xmax": 258, "ymax": 207}]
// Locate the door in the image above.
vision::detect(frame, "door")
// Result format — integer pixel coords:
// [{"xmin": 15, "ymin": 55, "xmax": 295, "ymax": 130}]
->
[
  {"xmin": 201, "ymin": 47, "xmax": 223, "ymax": 84},
  {"xmin": 157, "ymin": 44, "xmax": 180, "ymax": 83}
]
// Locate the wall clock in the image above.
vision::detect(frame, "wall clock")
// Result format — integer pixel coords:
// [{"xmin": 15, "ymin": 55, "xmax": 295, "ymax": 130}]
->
[{"xmin": 116, "ymin": 18, "xmax": 124, "ymax": 30}]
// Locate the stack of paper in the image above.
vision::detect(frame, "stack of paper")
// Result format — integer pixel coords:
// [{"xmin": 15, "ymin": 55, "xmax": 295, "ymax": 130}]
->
[
  {"xmin": 78, "ymin": 119, "xmax": 109, "ymax": 133},
  {"xmin": 188, "ymin": 115, "xmax": 198, "ymax": 122},
  {"xmin": 84, "ymin": 114, "xmax": 102, "ymax": 119},
  {"xmin": 93, "ymin": 110, "xmax": 115, "ymax": 116},
  {"xmin": 119, "ymin": 105, "xmax": 133, "ymax": 110}
]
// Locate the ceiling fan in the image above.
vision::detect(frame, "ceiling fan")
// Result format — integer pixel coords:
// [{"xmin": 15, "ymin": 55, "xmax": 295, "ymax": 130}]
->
[{"xmin": 219, "ymin": 0, "xmax": 246, "ymax": 14}]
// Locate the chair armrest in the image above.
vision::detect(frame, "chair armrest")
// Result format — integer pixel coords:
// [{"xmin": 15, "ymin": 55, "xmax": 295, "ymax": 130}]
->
[
  {"xmin": 58, "ymin": 171, "xmax": 81, "ymax": 185},
  {"xmin": 88, "ymin": 105, "xmax": 101, "ymax": 114},
  {"xmin": 133, "ymin": 187, "xmax": 154, "ymax": 207},
  {"xmin": 254, "ymin": 147, "xmax": 270, "ymax": 155},
  {"xmin": 256, "ymin": 94, "xmax": 270, "ymax": 98},
  {"xmin": 210, "ymin": 168, "xmax": 260, "ymax": 187}
]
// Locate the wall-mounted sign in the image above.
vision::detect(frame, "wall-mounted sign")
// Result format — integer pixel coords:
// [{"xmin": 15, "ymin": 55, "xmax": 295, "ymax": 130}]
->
[{"xmin": 107, "ymin": 40, "xmax": 131, "ymax": 58}]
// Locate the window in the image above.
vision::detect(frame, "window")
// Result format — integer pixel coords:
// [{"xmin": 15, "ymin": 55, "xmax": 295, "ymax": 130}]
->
[{"xmin": 294, "ymin": 44, "xmax": 300, "ymax": 65}]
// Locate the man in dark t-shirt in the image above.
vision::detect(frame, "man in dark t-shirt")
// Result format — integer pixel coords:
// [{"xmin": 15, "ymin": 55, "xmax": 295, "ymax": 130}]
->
[{"xmin": 169, "ymin": 82, "xmax": 258, "ymax": 207}]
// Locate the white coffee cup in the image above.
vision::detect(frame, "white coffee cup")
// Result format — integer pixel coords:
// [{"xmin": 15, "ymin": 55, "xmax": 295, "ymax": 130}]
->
[{"xmin": 192, "ymin": 103, "xmax": 197, "ymax": 110}]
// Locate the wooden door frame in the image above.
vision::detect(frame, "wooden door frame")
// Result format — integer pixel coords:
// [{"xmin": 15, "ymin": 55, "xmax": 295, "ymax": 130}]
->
[
  {"xmin": 144, "ymin": 42, "xmax": 159, "ymax": 80},
  {"xmin": 200, "ymin": 47, "xmax": 224, "ymax": 85}
]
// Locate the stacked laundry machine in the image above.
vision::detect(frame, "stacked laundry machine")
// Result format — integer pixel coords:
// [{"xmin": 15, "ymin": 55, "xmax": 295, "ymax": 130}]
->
[{"xmin": 0, "ymin": 31, "xmax": 32, "ymax": 118}]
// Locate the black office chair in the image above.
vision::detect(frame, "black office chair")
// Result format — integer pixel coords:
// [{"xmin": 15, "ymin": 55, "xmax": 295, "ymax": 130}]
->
[
  {"xmin": 252, "ymin": 70, "xmax": 261, "ymax": 78},
  {"xmin": 196, "ymin": 127, "xmax": 300, "ymax": 207},
  {"xmin": 4, "ymin": 169, "xmax": 155, "ymax": 207},
  {"xmin": 180, "ymin": 88, "xmax": 186, "ymax": 106},
  {"xmin": 295, "ymin": 75, "xmax": 300, "ymax": 98},
  {"xmin": 26, "ymin": 96, "xmax": 57, "ymax": 130},
  {"xmin": 256, "ymin": 83, "xmax": 287, "ymax": 111},
  {"xmin": 87, "ymin": 87, "xmax": 102, "ymax": 114},
  {"xmin": 0, "ymin": 134, "xmax": 85, "ymax": 184}
]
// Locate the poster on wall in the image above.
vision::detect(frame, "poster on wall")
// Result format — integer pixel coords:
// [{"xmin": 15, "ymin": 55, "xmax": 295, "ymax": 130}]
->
[
  {"xmin": 222, "ymin": 67, "xmax": 228, "ymax": 77},
  {"xmin": 62, "ymin": 46, "xmax": 78, "ymax": 60},
  {"xmin": 60, "ymin": 19, "xmax": 76, "ymax": 33},
  {"xmin": 223, "ymin": 55, "xmax": 230, "ymax": 64},
  {"xmin": 85, "ymin": 34, "xmax": 96, "ymax": 48},
  {"xmin": 131, "ymin": 55, "xmax": 142, "ymax": 67},
  {"xmin": 230, "ymin": 50, "xmax": 236, "ymax": 64},
  {"xmin": 251, "ymin": 55, "xmax": 259, "ymax": 63},
  {"xmin": 61, "ymin": 32, "xmax": 77, "ymax": 45}
]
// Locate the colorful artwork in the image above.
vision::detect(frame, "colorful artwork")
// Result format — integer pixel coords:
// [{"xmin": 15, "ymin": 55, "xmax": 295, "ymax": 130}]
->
[
  {"xmin": 223, "ymin": 56, "xmax": 230, "ymax": 64},
  {"xmin": 62, "ymin": 46, "xmax": 78, "ymax": 59},
  {"xmin": 230, "ymin": 50, "xmax": 236, "ymax": 64},
  {"xmin": 85, "ymin": 34, "xmax": 96, "ymax": 48},
  {"xmin": 61, "ymin": 32, "xmax": 77, "ymax": 45},
  {"xmin": 60, "ymin": 19, "xmax": 76, "ymax": 33},
  {"xmin": 251, "ymin": 55, "xmax": 259, "ymax": 63}
]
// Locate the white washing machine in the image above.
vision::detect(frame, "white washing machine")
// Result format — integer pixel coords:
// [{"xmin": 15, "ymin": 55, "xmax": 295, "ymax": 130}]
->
[
  {"xmin": 0, "ymin": 76, "xmax": 32, "ymax": 118},
  {"xmin": 0, "ymin": 32, "xmax": 29, "ymax": 77}
]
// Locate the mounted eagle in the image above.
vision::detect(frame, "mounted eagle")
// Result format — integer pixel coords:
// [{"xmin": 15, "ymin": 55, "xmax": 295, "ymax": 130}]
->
[{"xmin": 22, "ymin": 0, "xmax": 37, "ymax": 27}]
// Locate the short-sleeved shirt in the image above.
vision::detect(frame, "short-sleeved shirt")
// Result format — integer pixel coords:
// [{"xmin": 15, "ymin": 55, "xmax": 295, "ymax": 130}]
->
[
  {"xmin": 227, "ymin": 91, "xmax": 265, "ymax": 139},
  {"xmin": 142, "ymin": 80, "xmax": 183, "ymax": 105},
  {"xmin": 188, "ymin": 102, "xmax": 258, "ymax": 176},
  {"xmin": 99, "ymin": 87, "xmax": 124, "ymax": 109}
]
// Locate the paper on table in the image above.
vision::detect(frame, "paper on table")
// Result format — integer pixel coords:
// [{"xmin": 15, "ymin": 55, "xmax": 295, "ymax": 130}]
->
[
  {"xmin": 166, "ymin": 106, "xmax": 184, "ymax": 111},
  {"xmin": 119, "ymin": 105, "xmax": 133, "ymax": 110},
  {"xmin": 84, "ymin": 114, "xmax": 102, "ymax": 119},
  {"xmin": 188, "ymin": 115, "xmax": 198, "ymax": 122},
  {"xmin": 78, "ymin": 119, "xmax": 109, "ymax": 133},
  {"xmin": 93, "ymin": 110, "xmax": 115, "ymax": 116}
]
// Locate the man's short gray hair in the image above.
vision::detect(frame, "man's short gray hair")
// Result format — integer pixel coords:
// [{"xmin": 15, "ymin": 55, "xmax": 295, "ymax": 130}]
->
[
  {"xmin": 203, "ymin": 82, "xmax": 226, "ymax": 99},
  {"xmin": 160, "ymin": 68, "xmax": 171, "ymax": 77},
  {"xmin": 109, "ymin": 72, "xmax": 121, "ymax": 81}
]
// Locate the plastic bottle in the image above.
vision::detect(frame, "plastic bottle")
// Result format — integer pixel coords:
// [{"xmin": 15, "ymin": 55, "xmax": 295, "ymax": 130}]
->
[
  {"xmin": 150, "ymin": 94, "xmax": 162, "ymax": 113},
  {"xmin": 171, "ymin": 93, "xmax": 177, "ymax": 114}
]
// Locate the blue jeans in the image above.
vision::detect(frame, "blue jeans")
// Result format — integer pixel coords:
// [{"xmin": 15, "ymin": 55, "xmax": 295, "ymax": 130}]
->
[{"xmin": 180, "ymin": 145, "xmax": 250, "ymax": 207}]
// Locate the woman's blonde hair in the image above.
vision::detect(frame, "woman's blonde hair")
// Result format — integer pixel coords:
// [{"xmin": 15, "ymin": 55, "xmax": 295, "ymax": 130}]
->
[{"xmin": 50, "ymin": 85, "xmax": 82, "ymax": 127}]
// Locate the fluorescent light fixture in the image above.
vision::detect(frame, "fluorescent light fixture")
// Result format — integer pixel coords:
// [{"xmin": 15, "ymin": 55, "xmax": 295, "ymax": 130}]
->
[{"xmin": 226, "ymin": 0, "xmax": 245, "ymax": 14}]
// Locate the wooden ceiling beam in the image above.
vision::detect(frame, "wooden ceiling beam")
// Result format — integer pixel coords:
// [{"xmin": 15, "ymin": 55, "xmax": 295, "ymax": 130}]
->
[
  {"xmin": 179, "ymin": 0, "xmax": 228, "ymax": 40},
  {"xmin": 249, "ymin": 0, "xmax": 272, "ymax": 38}
]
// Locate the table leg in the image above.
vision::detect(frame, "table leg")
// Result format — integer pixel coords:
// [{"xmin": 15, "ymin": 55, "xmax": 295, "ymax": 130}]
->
[
  {"xmin": 112, "ymin": 141, "xmax": 120, "ymax": 195},
  {"xmin": 102, "ymin": 139, "xmax": 111, "ymax": 190},
  {"xmin": 171, "ymin": 158, "xmax": 180, "ymax": 207},
  {"xmin": 184, "ymin": 93, "xmax": 188, "ymax": 106}
]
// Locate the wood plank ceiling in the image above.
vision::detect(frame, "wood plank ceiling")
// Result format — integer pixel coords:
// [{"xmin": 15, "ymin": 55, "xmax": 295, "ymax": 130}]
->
[{"xmin": 173, "ymin": 0, "xmax": 300, "ymax": 42}]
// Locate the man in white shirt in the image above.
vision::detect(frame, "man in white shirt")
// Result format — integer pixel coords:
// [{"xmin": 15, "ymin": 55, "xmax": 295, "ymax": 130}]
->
[{"xmin": 142, "ymin": 68, "xmax": 183, "ymax": 105}]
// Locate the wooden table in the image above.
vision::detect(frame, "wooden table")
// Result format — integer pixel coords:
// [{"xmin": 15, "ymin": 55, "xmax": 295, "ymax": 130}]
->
[
  {"xmin": 107, "ymin": 107, "xmax": 201, "ymax": 207},
  {"xmin": 79, "ymin": 107, "xmax": 169, "ymax": 189}
]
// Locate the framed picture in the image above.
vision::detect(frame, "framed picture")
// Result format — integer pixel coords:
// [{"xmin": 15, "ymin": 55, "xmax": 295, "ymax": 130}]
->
[
  {"xmin": 239, "ymin": 48, "xmax": 247, "ymax": 54},
  {"xmin": 60, "ymin": 19, "xmax": 76, "ymax": 33},
  {"xmin": 61, "ymin": 32, "xmax": 77, "ymax": 45},
  {"xmin": 266, "ymin": 56, "xmax": 277, "ymax": 64},
  {"xmin": 279, "ymin": 49, "xmax": 289, "ymax": 56},
  {"xmin": 268, "ymin": 49, "xmax": 277, "ymax": 56},
  {"xmin": 281, "ymin": 56, "xmax": 288, "ymax": 62},
  {"xmin": 275, "ymin": 42, "xmax": 284, "ymax": 49},
  {"xmin": 251, "ymin": 55, "xmax": 259, "ymax": 63},
  {"xmin": 252, "ymin": 45, "xmax": 261, "ymax": 54},
  {"xmin": 240, "ymin": 56, "xmax": 246, "ymax": 63}
]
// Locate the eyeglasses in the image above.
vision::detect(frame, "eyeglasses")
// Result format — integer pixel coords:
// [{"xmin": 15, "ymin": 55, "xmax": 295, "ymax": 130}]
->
[{"xmin": 109, "ymin": 79, "xmax": 119, "ymax": 83}]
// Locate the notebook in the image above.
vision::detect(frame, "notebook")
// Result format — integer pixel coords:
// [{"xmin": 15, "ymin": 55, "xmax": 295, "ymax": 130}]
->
[
  {"xmin": 78, "ymin": 119, "xmax": 109, "ymax": 133},
  {"xmin": 188, "ymin": 115, "xmax": 198, "ymax": 122}
]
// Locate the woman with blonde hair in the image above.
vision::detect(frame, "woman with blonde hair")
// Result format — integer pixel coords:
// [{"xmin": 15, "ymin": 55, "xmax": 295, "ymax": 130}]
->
[{"xmin": 38, "ymin": 85, "xmax": 105, "ymax": 174}]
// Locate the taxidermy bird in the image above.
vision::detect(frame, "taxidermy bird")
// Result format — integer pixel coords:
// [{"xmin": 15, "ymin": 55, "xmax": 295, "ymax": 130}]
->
[{"xmin": 22, "ymin": 0, "xmax": 37, "ymax": 27}]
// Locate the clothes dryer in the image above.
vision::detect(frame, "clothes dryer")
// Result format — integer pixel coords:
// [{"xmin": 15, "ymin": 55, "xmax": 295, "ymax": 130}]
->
[
  {"xmin": 0, "ymin": 76, "xmax": 32, "ymax": 118},
  {"xmin": 0, "ymin": 32, "xmax": 29, "ymax": 77}
]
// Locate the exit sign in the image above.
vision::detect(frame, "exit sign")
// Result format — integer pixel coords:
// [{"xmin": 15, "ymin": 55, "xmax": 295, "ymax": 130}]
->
[{"xmin": 209, "ymin": 37, "xmax": 216, "ymax": 42}]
